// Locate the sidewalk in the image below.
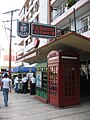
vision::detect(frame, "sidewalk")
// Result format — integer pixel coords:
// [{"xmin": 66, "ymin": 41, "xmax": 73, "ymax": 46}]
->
[{"xmin": 0, "ymin": 90, "xmax": 90, "ymax": 120}]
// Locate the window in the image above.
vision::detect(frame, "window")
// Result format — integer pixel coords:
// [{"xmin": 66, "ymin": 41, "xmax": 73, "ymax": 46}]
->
[
  {"xmin": 35, "ymin": 2, "xmax": 39, "ymax": 12},
  {"xmin": 26, "ymin": 14, "xmax": 29, "ymax": 21},
  {"xmin": 62, "ymin": 3, "xmax": 66, "ymax": 13},
  {"xmin": 89, "ymin": 17, "xmax": 90, "ymax": 25},
  {"xmin": 25, "ymin": 40, "xmax": 28, "ymax": 46},
  {"xmin": 31, "ymin": 8, "xmax": 34, "ymax": 16},
  {"xmin": 33, "ymin": 16, "xmax": 39, "ymax": 22},
  {"xmin": 24, "ymin": 6, "xmax": 25, "ymax": 14},
  {"xmin": 81, "ymin": 16, "xmax": 90, "ymax": 33},
  {"xmin": 62, "ymin": 26, "xmax": 69, "ymax": 34},
  {"xmin": 58, "ymin": 3, "xmax": 66, "ymax": 15},
  {"xmin": 82, "ymin": 18, "xmax": 88, "ymax": 32},
  {"xmin": 28, "ymin": 37, "xmax": 32, "ymax": 44}
]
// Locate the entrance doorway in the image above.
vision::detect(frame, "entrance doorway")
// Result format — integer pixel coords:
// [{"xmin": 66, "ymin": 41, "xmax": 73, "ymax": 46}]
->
[
  {"xmin": 61, "ymin": 59, "xmax": 80, "ymax": 106},
  {"xmin": 80, "ymin": 60, "xmax": 90, "ymax": 99}
]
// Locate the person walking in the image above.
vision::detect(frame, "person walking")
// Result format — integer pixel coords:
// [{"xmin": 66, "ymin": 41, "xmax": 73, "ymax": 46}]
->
[
  {"xmin": 1, "ymin": 73, "xmax": 11, "ymax": 107},
  {"xmin": 0, "ymin": 74, "xmax": 2, "ymax": 91}
]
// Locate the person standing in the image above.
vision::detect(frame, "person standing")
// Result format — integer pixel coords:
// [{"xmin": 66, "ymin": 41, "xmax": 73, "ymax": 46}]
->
[
  {"xmin": 30, "ymin": 73, "xmax": 36, "ymax": 95},
  {"xmin": 14, "ymin": 75, "xmax": 19, "ymax": 93},
  {"xmin": 1, "ymin": 73, "xmax": 11, "ymax": 107},
  {"xmin": 22, "ymin": 74, "xmax": 28, "ymax": 94}
]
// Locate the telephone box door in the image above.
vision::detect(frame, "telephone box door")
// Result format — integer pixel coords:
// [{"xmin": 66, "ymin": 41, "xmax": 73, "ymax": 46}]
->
[
  {"xmin": 61, "ymin": 59, "xmax": 80, "ymax": 106},
  {"xmin": 48, "ymin": 64, "xmax": 59, "ymax": 106}
]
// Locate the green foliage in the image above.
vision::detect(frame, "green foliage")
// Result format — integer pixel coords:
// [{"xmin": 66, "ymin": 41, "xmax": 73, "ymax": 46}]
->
[{"xmin": 68, "ymin": 0, "xmax": 77, "ymax": 8}]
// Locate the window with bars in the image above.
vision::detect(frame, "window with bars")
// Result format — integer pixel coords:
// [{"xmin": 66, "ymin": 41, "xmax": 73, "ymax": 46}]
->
[{"xmin": 81, "ymin": 16, "xmax": 90, "ymax": 33}]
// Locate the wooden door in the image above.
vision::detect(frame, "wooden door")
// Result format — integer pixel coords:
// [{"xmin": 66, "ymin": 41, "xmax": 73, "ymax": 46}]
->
[{"xmin": 61, "ymin": 59, "xmax": 80, "ymax": 106}]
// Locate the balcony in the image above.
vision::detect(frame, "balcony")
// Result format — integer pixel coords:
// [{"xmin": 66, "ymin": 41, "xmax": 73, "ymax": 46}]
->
[
  {"xmin": 51, "ymin": 0, "xmax": 64, "ymax": 7},
  {"xmin": 24, "ymin": 42, "xmax": 35, "ymax": 53},
  {"xmin": 16, "ymin": 48, "xmax": 24, "ymax": 57},
  {"xmin": 18, "ymin": 39, "xmax": 24, "ymax": 46},
  {"xmin": 51, "ymin": 0, "xmax": 90, "ymax": 28},
  {"xmin": 56, "ymin": 23, "xmax": 90, "ymax": 38},
  {"xmin": 51, "ymin": 0, "xmax": 80, "ymax": 22}
]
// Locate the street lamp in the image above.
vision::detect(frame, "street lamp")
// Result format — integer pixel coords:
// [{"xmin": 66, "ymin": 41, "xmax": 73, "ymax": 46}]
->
[{"xmin": 3, "ymin": 9, "xmax": 20, "ymax": 77}]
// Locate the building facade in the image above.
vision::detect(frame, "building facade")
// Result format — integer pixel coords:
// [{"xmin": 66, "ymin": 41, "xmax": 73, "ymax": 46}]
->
[
  {"xmin": 17, "ymin": 0, "xmax": 90, "ymax": 55},
  {"xmin": 50, "ymin": 0, "xmax": 90, "ymax": 37},
  {"xmin": 16, "ymin": 0, "xmax": 90, "ymax": 106},
  {"xmin": 16, "ymin": 0, "xmax": 90, "ymax": 79},
  {"xmin": 50, "ymin": 0, "xmax": 90, "ymax": 80},
  {"xmin": 16, "ymin": 0, "xmax": 50, "ymax": 60}
]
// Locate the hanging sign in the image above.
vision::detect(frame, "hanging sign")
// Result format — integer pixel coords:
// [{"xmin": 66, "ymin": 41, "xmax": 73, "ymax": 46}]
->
[
  {"xmin": 17, "ymin": 21, "xmax": 56, "ymax": 38},
  {"xmin": 31, "ymin": 22, "xmax": 56, "ymax": 38},
  {"xmin": 17, "ymin": 20, "xmax": 30, "ymax": 38}
]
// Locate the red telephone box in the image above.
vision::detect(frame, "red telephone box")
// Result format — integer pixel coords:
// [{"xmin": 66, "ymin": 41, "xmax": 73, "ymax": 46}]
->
[{"xmin": 47, "ymin": 50, "xmax": 80, "ymax": 107}]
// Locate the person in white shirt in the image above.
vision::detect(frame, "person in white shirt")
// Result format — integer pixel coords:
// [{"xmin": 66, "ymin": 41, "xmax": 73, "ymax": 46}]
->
[
  {"xmin": 22, "ymin": 74, "xmax": 28, "ymax": 94},
  {"xmin": 14, "ymin": 75, "xmax": 19, "ymax": 93},
  {"xmin": 30, "ymin": 73, "xmax": 36, "ymax": 95},
  {"xmin": 1, "ymin": 73, "xmax": 11, "ymax": 107}
]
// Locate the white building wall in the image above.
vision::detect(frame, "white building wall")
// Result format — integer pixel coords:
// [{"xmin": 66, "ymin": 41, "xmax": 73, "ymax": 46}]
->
[
  {"xmin": 38, "ymin": 0, "xmax": 49, "ymax": 47},
  {"xmin": 39, "ymin": 0, "xmax": 48, "ymax": 24}
]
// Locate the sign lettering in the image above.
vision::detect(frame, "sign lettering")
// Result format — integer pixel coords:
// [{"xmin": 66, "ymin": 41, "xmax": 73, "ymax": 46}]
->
[{"xmin": 31, "ymin": 23, "xmax": 56, "ymax": 38}]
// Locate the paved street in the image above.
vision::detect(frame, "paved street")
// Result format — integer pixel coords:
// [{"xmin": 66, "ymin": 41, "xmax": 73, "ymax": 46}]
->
[{"xmin": 0, "ymin": 90, "xmax": 90, "ymax": 120}]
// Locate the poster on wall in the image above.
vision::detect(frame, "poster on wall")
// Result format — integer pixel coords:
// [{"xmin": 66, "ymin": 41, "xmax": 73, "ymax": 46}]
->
[{"xmin": 36, "ymin": 71, "xmax": 42, "ymax": 88}]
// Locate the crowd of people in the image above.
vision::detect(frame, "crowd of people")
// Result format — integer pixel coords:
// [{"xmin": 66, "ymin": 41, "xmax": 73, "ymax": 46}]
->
[
  {"xmin": 14, "ymin": 73, "xmax": 36, "ymax": 95},
  {"xmin": 0, "ymin": 72, "xmax": 36, "ymax": 107}
]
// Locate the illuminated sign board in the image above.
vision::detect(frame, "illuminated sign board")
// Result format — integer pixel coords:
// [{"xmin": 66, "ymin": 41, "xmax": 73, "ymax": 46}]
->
[{"xmin": 31, "ymin": 22, "xmax": 56, "ymax": 38}]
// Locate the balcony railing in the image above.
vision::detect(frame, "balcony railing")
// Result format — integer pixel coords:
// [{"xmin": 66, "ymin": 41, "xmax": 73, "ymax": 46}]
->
[
  {"xmin": 52, "ymin": 10, "xmax": 65, "ymax": 21},
  {"xmin": 56, "ymin": 24, "xmax": 90, "ymax": 38},
  {"xmin": 16, "ymin": 48, "xmax": 24, "ymax": 56},
  {"xmin": 76, "ymin": 24, "xmax": 90, "ymax": 34}
]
